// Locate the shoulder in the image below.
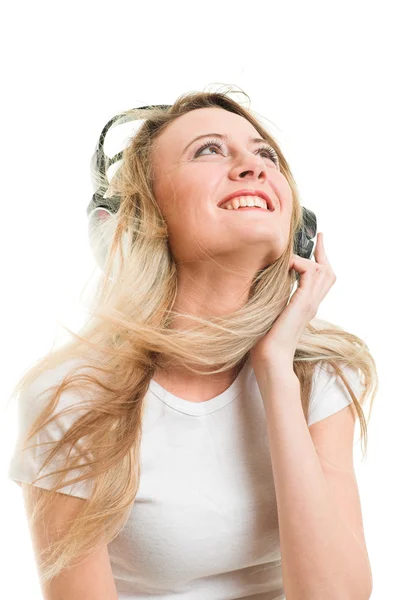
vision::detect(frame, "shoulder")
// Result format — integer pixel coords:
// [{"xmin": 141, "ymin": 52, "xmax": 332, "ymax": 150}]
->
[
  {"xmin": 17, "ymin": 357, "xmax": 98, "ymax": 425},
  {"xmin": 308, "ymin": 361, "xmax": 364, "ymax": 426},
  {"xmin": 311, "ymin": 361, "xmax": 364, "ymax": 396}
]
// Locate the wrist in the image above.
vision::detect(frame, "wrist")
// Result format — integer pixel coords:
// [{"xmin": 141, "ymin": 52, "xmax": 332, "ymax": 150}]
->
[{"xmin": 253, "ymin": 359, "xmax": 298, "ymax": 385}]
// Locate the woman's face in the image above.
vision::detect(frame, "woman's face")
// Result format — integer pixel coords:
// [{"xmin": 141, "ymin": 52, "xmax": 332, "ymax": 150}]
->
[{"xmin": 151, "ymin": 107, "xmax": 293, "ymax": 270}]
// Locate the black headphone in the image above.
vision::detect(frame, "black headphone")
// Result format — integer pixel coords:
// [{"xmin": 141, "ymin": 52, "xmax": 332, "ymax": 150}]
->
[{"xmin": 87, "ymin": 105, "xmax": 317, "ymax": 280}]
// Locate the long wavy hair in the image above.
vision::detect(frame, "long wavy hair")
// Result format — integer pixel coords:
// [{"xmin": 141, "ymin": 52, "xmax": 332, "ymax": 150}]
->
[{"xmin": 8, "ymin": 85, "xmax": 378, "ymax": 585}]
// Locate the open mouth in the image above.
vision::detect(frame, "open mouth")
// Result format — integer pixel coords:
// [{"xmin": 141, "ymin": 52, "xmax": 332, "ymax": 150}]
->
[
  {"xmin": 219, "ymin": 206, "xmax": 271, "ymax": 212},
  {"xmin": 218, "ymin": 193, "xmax": 275, "ymax": 212}
]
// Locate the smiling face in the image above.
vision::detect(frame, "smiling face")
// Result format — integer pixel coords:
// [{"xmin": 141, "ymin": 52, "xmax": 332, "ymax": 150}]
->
[{"xmin": 151, "ymin": 107, "xmax": 293, "ymax": 270}]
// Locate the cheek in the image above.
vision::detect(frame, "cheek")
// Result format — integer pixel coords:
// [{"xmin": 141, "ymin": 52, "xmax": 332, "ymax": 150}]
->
[
  {"xmin": 274, "ymin": 188, "xmax": 293, "ymax": 225},
  {"xmin": 171, "ymin": 171, "xmax": 216, "ymax": 214},
  {"xmin": 181, "ymin": 166, "xmax": 217, "ymax": 191},
  {"xmin": 274, "ymin": 173, "xmax": 292, "ymax": 205},
  {"xmin": 155, "ymin": 178, "xmax": 197, "ymax": 225}
]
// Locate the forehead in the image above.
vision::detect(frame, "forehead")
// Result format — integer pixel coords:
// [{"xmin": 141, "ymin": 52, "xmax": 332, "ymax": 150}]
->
[{"xmin": 154, "ymin": 107, "xmax": 261, "ymax": 156}]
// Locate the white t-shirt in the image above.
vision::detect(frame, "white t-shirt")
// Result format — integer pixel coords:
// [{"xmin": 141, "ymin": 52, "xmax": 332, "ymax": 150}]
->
[{"xmin": 8, "ymin": 356, "xmax": 363, "ymax": 600}]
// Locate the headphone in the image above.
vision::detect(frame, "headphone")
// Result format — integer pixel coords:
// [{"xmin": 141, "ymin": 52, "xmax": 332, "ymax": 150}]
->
[{"xmin": 87, "ymin": 105, "xmax": 317, "ymax": 281}]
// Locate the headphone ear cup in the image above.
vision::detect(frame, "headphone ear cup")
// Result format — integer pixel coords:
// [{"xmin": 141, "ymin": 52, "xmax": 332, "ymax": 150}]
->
[
  {"xmin": 295, "ymin": 207, "xmax": 317, "ymax": 259},
  {"xmin": 293, "ymin": 207, "xmax": 317, "ymax": 282},
  {"xmin": 88, "ymin": 207, "xmax": 113, "ymax": 272}
]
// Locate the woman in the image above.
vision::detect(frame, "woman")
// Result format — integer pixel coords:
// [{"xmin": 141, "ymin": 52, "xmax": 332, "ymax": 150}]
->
[{"xmin": 8, "ymin": 87, "xmax": 376, "ymax": 599}]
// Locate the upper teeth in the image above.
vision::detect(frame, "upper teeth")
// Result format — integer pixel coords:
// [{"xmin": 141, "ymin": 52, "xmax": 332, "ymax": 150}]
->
[{"xmin": 219, "ymin": 195, "xmax": 270, "ymax": 210}]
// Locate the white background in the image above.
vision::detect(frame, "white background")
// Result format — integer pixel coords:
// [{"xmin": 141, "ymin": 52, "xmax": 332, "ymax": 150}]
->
[{"xmin": 1, "ymin": 1, "xmax": 397, "ymax": 597}]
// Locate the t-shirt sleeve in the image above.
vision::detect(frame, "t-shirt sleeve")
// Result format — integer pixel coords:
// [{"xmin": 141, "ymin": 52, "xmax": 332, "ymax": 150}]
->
[
  {"xmin": 8, "ymin": 358, "xmax": 95, "ymax": 500},
  {"xmin": 307, "ymin": 362, "xmax": 365, "ymax": 426}
]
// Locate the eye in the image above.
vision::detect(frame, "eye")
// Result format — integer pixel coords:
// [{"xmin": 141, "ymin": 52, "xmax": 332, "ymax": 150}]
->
[
  {"xmin": 194, "ymin": 139, "xmax": 280, "ymax": 167},
  {"xmin": 194, "ymin": 140, "xmax": 224, "ymax": 157},
  {"xmin": 257, "ymin": 146, "xmax": 280, "ymax": 166}
]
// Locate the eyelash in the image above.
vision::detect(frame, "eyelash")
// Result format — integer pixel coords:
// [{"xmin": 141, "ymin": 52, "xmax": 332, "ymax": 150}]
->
[{"xmin": 194, "ymin": 139, "xmax": 279, "ymax": 166}]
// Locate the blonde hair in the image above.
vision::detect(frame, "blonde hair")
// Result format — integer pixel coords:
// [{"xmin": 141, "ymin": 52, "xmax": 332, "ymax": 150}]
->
[{"xmin": 8, "ymin": 84, "xmax": 378, "ymax": 585}]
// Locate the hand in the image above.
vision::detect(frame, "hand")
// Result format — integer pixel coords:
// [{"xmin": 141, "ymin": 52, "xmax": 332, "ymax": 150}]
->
[{"xmin": 250, "ymin": 233, "xmax": 336, "ymax": 372}]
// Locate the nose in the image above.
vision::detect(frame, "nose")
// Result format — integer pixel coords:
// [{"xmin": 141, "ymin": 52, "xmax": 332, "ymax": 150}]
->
[{"xmin": 231, "ymin": 151, "xmax": 268, "ymax": 181}]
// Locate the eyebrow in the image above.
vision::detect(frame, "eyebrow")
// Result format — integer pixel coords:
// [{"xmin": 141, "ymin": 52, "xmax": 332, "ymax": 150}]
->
[{"xmin": 182, "ymin": 132, "xmax": 269, "ymax": 155}]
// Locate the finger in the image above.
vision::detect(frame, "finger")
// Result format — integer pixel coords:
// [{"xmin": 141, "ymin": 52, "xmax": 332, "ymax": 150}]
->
[
  {"xmin": 289, "ymin": 255, "xmax": 314, "ymax": 276},
  {"xmin": 289, "ymin": 234, "xmax": 328, "ymax": 271},
  {"xmin": 314, "ymin": 233, "xmax": 331, "ymax": 266}
]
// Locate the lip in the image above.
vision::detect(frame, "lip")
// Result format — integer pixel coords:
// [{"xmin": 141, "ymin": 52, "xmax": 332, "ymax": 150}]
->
[{"xmin": 218, "ymin": 189, "xmax": 275, "ymax": 211}]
